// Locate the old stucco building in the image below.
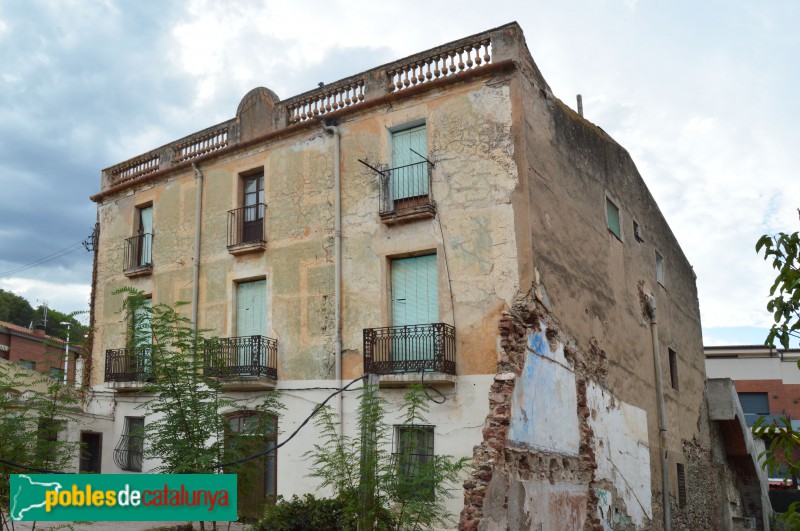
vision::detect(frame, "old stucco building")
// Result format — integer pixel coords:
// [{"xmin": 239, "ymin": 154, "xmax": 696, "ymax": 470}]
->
[{"xmin": 86, "ymin": 22, "xmax": 768, "ymax": 528}]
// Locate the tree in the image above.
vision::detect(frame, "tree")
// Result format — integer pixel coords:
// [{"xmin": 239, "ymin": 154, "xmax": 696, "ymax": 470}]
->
[
  {"xmin": 756, "ymin": 216, "xmax": 800, "ymax": 528},
  {"xmin": 756, "ymin": 225, "xmax": 800, "ymax": 349},
  {"xmin": 0, "ymin": 358, "xmax": 80, "ymax": 513},
  {"xmin": 114, "ymin": 288, "xmax": 283, "ymax": 527},
  {"xmin": 301, "ymin": 384, "xmax": 467, "ymax": 531}
]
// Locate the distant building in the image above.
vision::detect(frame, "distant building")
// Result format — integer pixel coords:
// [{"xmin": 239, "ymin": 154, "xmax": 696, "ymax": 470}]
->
[
  {"xmin": 0, "ymin": 320, "xmax": 80, "ymax": 385},
  {"xmin": 706, "ymin": 344, "xmax": 800, "ymax": 427},
  {"xmin": 86, "ymin": 22, "xmax": 769, "ymax": 528}
]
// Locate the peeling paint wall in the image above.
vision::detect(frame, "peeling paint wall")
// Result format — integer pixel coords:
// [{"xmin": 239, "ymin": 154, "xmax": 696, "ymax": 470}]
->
[
  {"xmin": 508, "ymin": 325, "xmax": 579, "ymax": 455},
  {"xmin": 587, "ymin": 381, "xmax": 651, "ymax": 527}
]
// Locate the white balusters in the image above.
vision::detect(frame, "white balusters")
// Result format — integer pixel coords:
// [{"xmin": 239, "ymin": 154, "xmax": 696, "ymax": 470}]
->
[
  {"xmin": 287, "ymin": 80, "xmax": 366, "ymax": 124},
  {"xmin": 387, "ymin": 38, "xmax": 492, "ymax": 93}
]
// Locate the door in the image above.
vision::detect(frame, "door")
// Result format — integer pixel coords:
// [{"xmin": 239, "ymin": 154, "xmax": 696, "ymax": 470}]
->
[
  {"xmin": 242, "ymin": 174, "xmax": 265, "ymax": 243},
  {"xmin": 391, "ymin": 255, "xmax": 437, "ymax": 369},
  {"xmin": 391, "ymin": 125, "xmax": 428, "ymax": 206},
  {"xmin": 225, "ymin": 412, "xmax": 277, "ymax": 520},
  {"xmin": 137, "ymin": 206, "xmax": 153, "ymax": 266},
  {"xmin": 79, "ymin": 432, "xmax": 102, "ymax": 473},
  {"xmin": 237, "ymin": 280, "xmax": 267, "ymax": 372}
]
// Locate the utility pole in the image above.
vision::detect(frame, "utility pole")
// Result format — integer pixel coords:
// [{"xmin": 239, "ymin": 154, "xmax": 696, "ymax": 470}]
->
[{"xmin": 60, "ymin": 322, "xmax": 71, "ymax": 385}]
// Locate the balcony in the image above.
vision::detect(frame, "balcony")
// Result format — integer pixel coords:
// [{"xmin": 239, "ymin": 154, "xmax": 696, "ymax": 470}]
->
[
  {"xmin": 105, "ymin": 348, "xmax": 153, "ymax": 390},
  {"xmin": 204, "ymin": 335, "xmax": 278, "ymax": 390},
  {"xmin": 123, "ymin": 233, "xmax": 153, "ymax": 277},
  {"xmin": 227, "ymin": 204, "xmax": 267, "ymax": 255},
  {"xmin": 363, "ymin": 323, "xmax": 456, "ymax": 387},
  {"xmin": 379, "ymin": 161, "xmax": 436, "ymax": 225}
]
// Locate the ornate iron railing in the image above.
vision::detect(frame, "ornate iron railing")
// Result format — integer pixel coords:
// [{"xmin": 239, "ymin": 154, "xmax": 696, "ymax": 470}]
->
[
  {"xmin": 363, "ymin": 323, "xmax": 455, "ymax": 375},
  {"xmin": 113, "ymin": 434, "xmax": 143, "ymax": 472},
  {"xmin": 105, "ymin": 348, "xmax": 153, "ymax": 382},
  {"xmin": 227, "ymin": 204, "xmax": 267, "ymax": 248},
  {"xmin": 379, "ymin": 161, "xmax": 435, "ymax": 218},
  {"xmin": 204, "ymin": 335, "xmax": 278, "ymax": 379},
  {"xmin": 123, "ymin": 233, "xmax": 153, "ymax": 272}
]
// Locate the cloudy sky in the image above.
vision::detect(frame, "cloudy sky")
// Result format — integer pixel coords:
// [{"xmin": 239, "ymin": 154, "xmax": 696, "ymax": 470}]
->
[{"xmin": 0, "ymin": 1, "xmax": 797, "ymax": 346}]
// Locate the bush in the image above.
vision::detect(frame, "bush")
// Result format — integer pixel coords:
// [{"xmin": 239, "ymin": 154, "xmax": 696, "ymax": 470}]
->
[{"xmin": 256, "ymin": 494, "xmax": 355, "ymax": 531}]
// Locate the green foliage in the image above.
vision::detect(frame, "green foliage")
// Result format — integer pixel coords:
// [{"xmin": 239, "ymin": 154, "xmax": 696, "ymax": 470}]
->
[
  {"xmin": 0, "ymin": 289, "xmax": 36, "ymax": 328},
  {"xmin": 305, "ymin": 383, "xmax": 467, "ymax": 530},
  {"xmin": 114, "ymin": 287, "xmax": 232, "ymax": 473},
  {"xmin": 0, "ymin": 359, "xmax": 80, "ymax": 509},
  {"xmin": 257, "ymin": 494, "xmax": 354, "ymax": 531},
  {"xmin": 756, "ymin": 231, "xmax": 800, "ymax": 349},
  {"xmin": 0, "ymin": 288, "xmax": 87, "ymax": 340}
]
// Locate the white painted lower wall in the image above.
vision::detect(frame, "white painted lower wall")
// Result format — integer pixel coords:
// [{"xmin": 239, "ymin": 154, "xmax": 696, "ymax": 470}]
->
[{"xmin": 80, "ymin": 374, "xmax": 494, "ymax": 522}]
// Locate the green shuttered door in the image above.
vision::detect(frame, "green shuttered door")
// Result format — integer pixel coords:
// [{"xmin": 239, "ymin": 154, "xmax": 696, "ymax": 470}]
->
[
  {"xmin": 237, "ymin": 280, "xmax": 267, "ymax": 337},
  {"xmin": 391, "ymin": 125, "xmax": 428, "ymax": 200},
  {"xmin": 392, "ymin": 255, "xmax": 438, "ymax": 327}
]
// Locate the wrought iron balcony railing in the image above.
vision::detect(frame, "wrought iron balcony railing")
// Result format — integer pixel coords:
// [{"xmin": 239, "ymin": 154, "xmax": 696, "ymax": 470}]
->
[
  {"xmin": 123, "ymin": 233, "xmax": 153, "ymax": 272},
  {"xmin": 228, "ymin": 204, "xmax": 267, "ymax": 249},
  {"xmin": 105, "ymin": 348, "xmax": 153, "ymax": 383},
  {"xmin": 204, "ymin": 335, "xmax": 278, "ymax": 379},
  {"xmin": 363, "ymin": 323, "xmax": 455, "ymax": 375},
  {"xmin": 113, "ymin": 434, "xmax": 143, "ymax": 472},
  {"xmin": 379, "ymin": 161, "xmax": 435, "ymax": 221}
]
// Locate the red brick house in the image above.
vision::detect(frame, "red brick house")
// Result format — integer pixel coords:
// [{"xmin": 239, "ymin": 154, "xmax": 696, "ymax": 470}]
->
[{"xmin": 0, "ymin": 320, "xmax": 80, "ymax": 385}]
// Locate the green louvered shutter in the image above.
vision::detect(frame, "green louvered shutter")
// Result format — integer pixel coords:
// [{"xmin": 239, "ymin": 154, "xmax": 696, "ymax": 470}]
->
[
  {"xmin": 391, "ymin": 125, "xmax": 428, "ymax": 200},
  {"xmin": 237, "ymin": 280, "xmax": 267, "ymax": 367},
  {"xmin": 391, "ymin": 255, "xmax": 437, "ymax": 369}
]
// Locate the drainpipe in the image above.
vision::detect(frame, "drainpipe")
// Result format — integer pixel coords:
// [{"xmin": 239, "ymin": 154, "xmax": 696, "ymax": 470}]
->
[
  {"xmin": 191, "ymin": 163, "xmax": 204, "ymax": 331},
  {"xmin": 323, "ymin": 123, "xmax": 343, "ymax": 437},
  {"xmin": 646, "ymin": 293, "xmax": 671, "ymax": 531}
]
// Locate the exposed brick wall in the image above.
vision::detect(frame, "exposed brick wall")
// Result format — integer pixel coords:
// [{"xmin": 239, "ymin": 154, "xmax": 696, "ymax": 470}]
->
[
  {"xmin": 733, "ymin": 379, "xmax": 800, "ymax": 419},
  {"xmin": 460, "ymin": 291, "xmax": 614, "ymax": 530}
]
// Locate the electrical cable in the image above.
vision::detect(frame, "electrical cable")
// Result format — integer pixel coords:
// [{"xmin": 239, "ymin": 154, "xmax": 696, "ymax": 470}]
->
[
  {"xmin": 420, "ymin": 370, "xmax": 446, "ymax": 404},
  {"xmin": 0, "ymin": 457, "xmax": 63, "ymax": 474},
  {"xmin": 208, "ymin": 374, "xmax": 366, "ymax": 470},
  {"xmin": 0, "ymin": 242, "xmax": 84, "ymax": 278}
]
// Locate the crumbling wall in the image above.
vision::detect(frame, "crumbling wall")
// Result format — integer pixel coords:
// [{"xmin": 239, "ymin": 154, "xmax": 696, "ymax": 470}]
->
[{"xmin": 461, "ymin": 290, "xmax": 652, "ymax": 530}]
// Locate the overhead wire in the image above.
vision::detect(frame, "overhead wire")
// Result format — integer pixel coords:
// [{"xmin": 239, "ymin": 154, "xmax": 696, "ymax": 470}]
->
[
  {"xmin": 208, "ymin": 374, "xmax": 366, "ymax": 470},
  {"xmin": 0, "ymin": 241, "xmax": 84, "ymax": 278}
]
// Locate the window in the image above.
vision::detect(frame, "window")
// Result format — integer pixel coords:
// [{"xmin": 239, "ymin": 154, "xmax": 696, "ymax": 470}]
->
[
  {"xmin": 676, "ymin": 463, "xmax": 687, "ymax": 507},
  {"xmin": 668, "ymin": 348, "xmax": 679, "ymax": 391},
  {"xmin": 48, "ymin": 367, "xmax": 64, "ymax": 381},
  {"xmin": 384, "ymin": 124, "xmax": 432, "ymax": 215},
  {"xmin": 18, "ymin": 360, "xmax": 36, "ymax": 371},
  {"xmin": 36, "ymin": 418, "xmax": 66, "ymax": 465},
  {"xmin": 656, "ymin": 251, "xmax": 665, "ymax": 286},
  {"xmin": 738, "ymin": 392, "xmax": 770, "ymax": 427},
  {"xmin": 114, "ymin": 416, "xmax": 144, "ymax": 472},
  {"xmin": 225, "ymin": 411, "xmax": 277, "ymax": 518},
  {"xmin": 633, "ymin": 220, "xmax": 643, "ymax": 242},
  {"xmin": 242, "ymin": 173, "xmax": 265, "ymax": 242},
  {"xmin": 605, "ymin": 197, "xmax": 621, "ymax": 240},
  {"xmin": 394, "ymin": 425, "xmax": 435, "ymax": 500},
  {"xmin": 136, "ymin": 205, "xmax": 153, "ymax": 267}
]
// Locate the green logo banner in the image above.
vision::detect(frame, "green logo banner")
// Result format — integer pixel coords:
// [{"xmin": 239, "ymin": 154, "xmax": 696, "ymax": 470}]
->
[{"xmin": 9, "ymin": 474, "xmax": 237, "ymax": 521}]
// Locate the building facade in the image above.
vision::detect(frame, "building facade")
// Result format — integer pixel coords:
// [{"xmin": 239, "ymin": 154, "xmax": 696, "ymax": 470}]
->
[{"xmin": 86, "ymin": 22, "xmax": 768, "ymax": 528}]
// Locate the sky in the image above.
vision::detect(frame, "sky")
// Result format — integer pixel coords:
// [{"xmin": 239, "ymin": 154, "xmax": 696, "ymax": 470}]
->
[{"xmin": 0, "ymin": 1, "xmax": 797, "ymax": 346}]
